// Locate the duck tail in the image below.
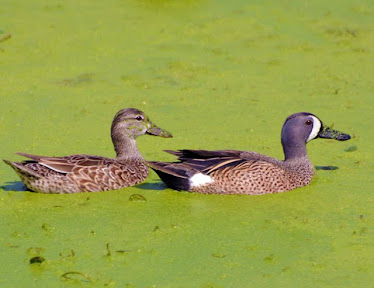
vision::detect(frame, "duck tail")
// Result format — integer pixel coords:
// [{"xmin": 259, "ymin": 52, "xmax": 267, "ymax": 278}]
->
[
  {"xmin": 3, "ymin": 159, "xmax": 41, "ymax": 179},
  {"xmin": 146, "ymin": 161, "xmax": 192, "ymax": 191}
]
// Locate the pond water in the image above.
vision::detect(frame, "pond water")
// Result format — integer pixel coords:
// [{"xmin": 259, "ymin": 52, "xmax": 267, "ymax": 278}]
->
[{"xmin": 1, "ymin": 0, "xmax": 373, "ymax": 287}]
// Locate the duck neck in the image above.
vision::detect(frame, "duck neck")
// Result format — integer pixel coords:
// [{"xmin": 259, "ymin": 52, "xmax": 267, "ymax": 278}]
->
[
  {"xmin": 112, "ymin": 132, "xmax": 143, "ymax": 160},
  {"xmin": 282, "ymin": 137, "xmax": 308, "ymax": 161}
]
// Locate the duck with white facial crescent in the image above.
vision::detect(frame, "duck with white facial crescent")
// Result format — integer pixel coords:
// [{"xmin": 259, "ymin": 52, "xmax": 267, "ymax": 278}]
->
[{"xmin": 147, "ymin": 112, "xmax": 351, "ymax": 195}]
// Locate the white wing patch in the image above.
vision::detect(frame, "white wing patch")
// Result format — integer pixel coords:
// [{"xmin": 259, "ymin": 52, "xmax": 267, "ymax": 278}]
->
[
  {"xmin": 190, "ymin": 173, "xmax": 214, "ymax": 188},
  {"xmin": 307, "ymin": 116, "xmax": 322, "ymax": 142}
]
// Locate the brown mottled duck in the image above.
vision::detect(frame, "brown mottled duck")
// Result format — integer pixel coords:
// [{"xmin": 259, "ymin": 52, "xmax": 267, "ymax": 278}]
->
[{"xmin": 4, "ymin": 108, "xmax": 172, "ymax": 193}]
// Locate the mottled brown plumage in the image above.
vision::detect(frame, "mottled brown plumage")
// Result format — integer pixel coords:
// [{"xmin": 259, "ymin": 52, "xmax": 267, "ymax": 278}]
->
[
  {"xmin": 4, "ymin": 108, "xmax": 172, "ymax": 193},
  {"xmin": 148, "ymin": 112, "xmax": 351, "ymax": 195}
]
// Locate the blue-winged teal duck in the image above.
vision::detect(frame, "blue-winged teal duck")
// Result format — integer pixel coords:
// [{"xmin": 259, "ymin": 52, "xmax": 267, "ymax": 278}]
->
[
  {"xmin": 148, "ymin": 112, "xmax": 351, "ymax": 195},
  {"xmin": 4, "ymin": 108, "xmax": 172, "ymax": 193}
]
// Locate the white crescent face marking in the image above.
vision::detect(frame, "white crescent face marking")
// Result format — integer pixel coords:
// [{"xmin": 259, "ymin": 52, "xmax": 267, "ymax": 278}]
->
[
  {"xmin": 307, "ymin": 116, "xmax": 322, "ymax": 142},
  {"xmin": 190, "ymin": 173, "xmax": 214, "ymax": 188}
]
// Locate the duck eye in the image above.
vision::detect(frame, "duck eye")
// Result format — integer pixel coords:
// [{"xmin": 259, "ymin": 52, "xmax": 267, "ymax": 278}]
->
[
  {"xmin": 305, "ymin": 120, "xmax": 313, "ymax": 125},
  {"xmin": 135, "ymin": 115, "xmax": 143, "ymax": 121}
]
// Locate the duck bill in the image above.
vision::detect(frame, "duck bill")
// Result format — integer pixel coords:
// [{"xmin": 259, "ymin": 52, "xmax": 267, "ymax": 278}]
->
[
  {"xmin": 146, "ymin": 123, "xmax": 173, "ymax": 138},
  {"xmin": 318, "ymin": 125, "xmax": 351, "ymax": 141}
]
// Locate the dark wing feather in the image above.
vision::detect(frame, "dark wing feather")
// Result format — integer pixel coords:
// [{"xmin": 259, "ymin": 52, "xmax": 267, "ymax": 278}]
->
[
  {"xmin": 16, "ymin": 152, "xmax": 45, "ymax": 161},
  {"xmin": 163, "ymin": 149, "xmax": 281, "ymax": 175},
  {"xmin": 147, "ymin": 161, "xmax": 190, "ymax": 178},
  {"xmin": 165, "ymin": 149, "xmax": 243, "ymax": 159},
  {"xmin": 163, "ymin": 150, "xmax": 246, "ymax": 174}
]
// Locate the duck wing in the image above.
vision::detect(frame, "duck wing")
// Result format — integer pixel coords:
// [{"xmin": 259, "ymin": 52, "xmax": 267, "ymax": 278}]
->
[
  {"xmin": 164, "ymin": 149, "xmax": 281, "ymax": 174},
  {"xmin": 17, "ymin": 153, "xmax": 109, "ymax": 174}
]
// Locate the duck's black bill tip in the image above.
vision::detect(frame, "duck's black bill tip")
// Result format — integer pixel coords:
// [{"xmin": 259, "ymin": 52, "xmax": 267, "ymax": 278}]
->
[
  {"xmin": 336, "ymin": 133, "xmax": 351, "ymax": 141},
  {"xmin": 318, "ymin": 127, "xmax": 351, "ymax": 141}
]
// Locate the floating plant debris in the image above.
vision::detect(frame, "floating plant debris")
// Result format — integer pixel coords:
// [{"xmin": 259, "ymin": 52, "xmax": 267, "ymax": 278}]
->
[
  {"xmin": 29, "ymin": 256, "xmax": 45, "ymax": 264},
  {"xmin": 315, "ymin": 166, "xmax": 339, "ymax": 171},
  {"xmin": 212, "ymin": 253, "xmax": 226, "ymax": 258},
  {"xmin": 42, "ymin": 223, "xmax": 55, "ymax": 232},
  {"xmin": 61, "ymin": 271, "xmax": 92, "ymax": 282},
  {"xmin": 129, "ymin": 194, "xmax": 147, "ymax": 202},
  {"xmin": 106, "ymin": 243, "xmax": 112, "ymax": 256},
  {"xmin": 0, "ymin": 33, "xmax": 11, "ymax": 43},
  {"xmin": 115, "ymin": 250, "xmax": 131, "ymax": 254}
]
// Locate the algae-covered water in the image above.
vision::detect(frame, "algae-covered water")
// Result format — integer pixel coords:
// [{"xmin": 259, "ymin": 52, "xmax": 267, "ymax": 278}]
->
[{"xmin": 1, "ymin": 0, "xmax": 373, "ymax": 287}]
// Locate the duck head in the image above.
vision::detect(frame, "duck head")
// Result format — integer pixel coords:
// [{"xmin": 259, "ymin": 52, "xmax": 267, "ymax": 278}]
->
[
  {"xmin": 111, "ymin": 108, "xmax": 173, "ymax": 139},
  {"xmin": 111, "ymin": 108, "xmax": 172, "ymax": 158},
  {"xmin": 281, "ymin": 112, "xmax": 351, "ymax": 160}
]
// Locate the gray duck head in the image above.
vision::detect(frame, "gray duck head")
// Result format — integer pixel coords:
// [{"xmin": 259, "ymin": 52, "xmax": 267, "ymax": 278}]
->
[
  {"xmin": 281, "ymin": 112, "xmax": 351, "ymax": 160},
  {"xmin": 111, "ymin": 108, "xmax": 172, "ymax": 157}
]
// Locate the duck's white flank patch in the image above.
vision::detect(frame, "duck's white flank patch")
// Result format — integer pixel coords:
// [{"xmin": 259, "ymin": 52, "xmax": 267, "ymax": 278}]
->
[
  {"xmin": 307, "ymin": 116, "xmax": 322, "ymax": 142},
  {"xmin": 190, "ymin": 173, "xmax": 214, "ymax": 188}
]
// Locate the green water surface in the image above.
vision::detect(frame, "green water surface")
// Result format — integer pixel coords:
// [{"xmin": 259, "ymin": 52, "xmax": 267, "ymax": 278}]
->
[{"xmin": 1, "ymin": 0, "xmax": 373, "ymax": 287}]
